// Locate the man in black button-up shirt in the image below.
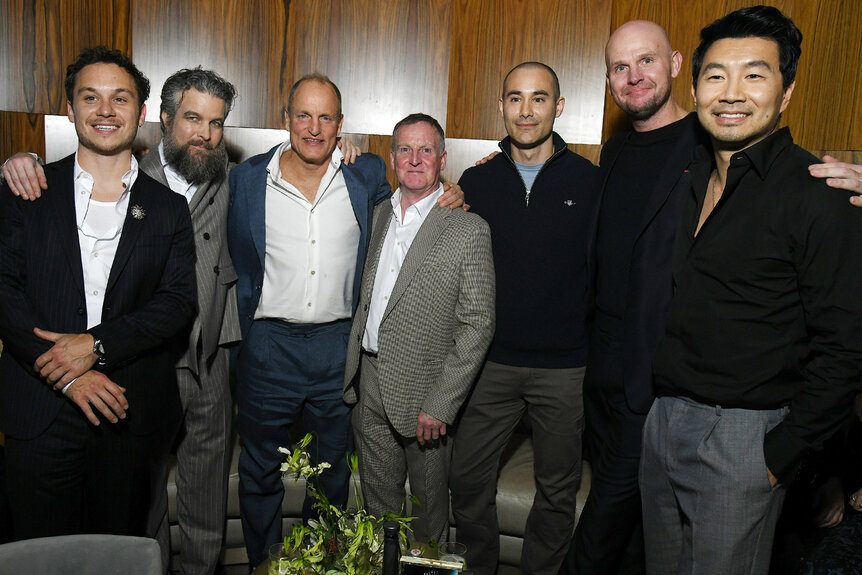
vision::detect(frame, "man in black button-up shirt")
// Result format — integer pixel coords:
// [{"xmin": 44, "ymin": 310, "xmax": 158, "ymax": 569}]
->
[{"xmin": 640, "ymin": 7, "xmax": 862, "ymax": 575}]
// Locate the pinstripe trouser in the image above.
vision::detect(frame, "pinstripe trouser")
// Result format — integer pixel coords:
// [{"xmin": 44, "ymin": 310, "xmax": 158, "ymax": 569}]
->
[
  {"xmin": 149, "ymin": 347, "xmax": 233, "ymax": 575},
  {"xmin": 640, "ymin": 395, "xmax": 788, "ymax": 575}
]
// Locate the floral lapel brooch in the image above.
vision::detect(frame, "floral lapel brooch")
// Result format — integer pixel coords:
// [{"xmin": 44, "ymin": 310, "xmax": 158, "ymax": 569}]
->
[{"xmin": 131, "ymin": 205, "xmax": 146, "ymax": 220}]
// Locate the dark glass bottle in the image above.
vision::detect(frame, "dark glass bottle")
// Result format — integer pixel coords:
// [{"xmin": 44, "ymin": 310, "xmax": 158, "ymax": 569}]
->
[{"xmin": 383, "ymin": 521, "xmax": 401, "ymax": 575}]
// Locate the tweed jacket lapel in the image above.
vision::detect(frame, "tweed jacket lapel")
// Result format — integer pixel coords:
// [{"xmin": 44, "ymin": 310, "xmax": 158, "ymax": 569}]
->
[
  {"xmin": 381, "ymin": 204, "xmax": 451, "ymax": 323},
  {"xmin": 361, "ymin": 202, "xmax": 393, "ymax": 306}
]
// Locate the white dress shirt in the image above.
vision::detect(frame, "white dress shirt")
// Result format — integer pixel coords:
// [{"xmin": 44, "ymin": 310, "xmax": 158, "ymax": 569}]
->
[
  {"xmin": 255, "ymin": 141, "xmax": 360, "ymax": 324},
  {"xmin": 158, "ymin": 142, "xmax": 198, "ymax": 203},
  {"xmin": 74, "ymin": 153, "xmax": 137, "ymax": 330},
  {"xmin": 362, "ymin": 184, "xmax": 443, "ymax": 353}
]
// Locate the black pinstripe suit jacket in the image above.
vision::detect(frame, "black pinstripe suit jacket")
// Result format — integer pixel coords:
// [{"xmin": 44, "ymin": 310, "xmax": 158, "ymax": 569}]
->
[{"xmin": 0, "ymin": 153, "xmax": 197, "ymax": 439}]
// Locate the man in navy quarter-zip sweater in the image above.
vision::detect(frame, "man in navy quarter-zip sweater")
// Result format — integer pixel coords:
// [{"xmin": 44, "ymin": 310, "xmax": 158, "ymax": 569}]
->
[{"xmin": 450, "ymin": 62, "xmax": 597, "ymax": 575}]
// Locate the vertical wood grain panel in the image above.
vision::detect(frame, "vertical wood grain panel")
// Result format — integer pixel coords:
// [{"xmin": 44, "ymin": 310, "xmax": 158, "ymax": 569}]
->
[
  {"xmin": 447, "ymin": 0, "xmax": 611, "ymax": 145},
  {"xmin": 0, "ymin": 111, "xmax": 45, "ymax": 165},
  {"xmin": 132, "ymin": 0, "xmax": 290, "ymax": 128},
  {"xmin": 788, "ymin": 0, "xmax": 862, "ymax": 149},
  {"xmin": 0, "ymin": 0, "xmax": 131, "ymax": 114},
  {"xmin": 287, "ymin": 0, "xmax": 452, "ymax": 136}
]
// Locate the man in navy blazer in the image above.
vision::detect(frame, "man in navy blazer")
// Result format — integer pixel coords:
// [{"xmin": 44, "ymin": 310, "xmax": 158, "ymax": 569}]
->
[
  {"xmin": 228, "ymin": 74, "xmax": 465, "ymax": 567},
  {"xmin": 0, "ymin": 46, "xmax": 196, "ymax": 539}
]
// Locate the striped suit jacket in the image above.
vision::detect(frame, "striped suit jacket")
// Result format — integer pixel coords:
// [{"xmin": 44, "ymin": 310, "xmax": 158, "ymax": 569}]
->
[
  {"xmin": 140, "ymin": 149, "xmax": 241, "ymax": 374},
  {"xmin": 344, "ymin": 200, "xmax": 496, "ymax": 437},
  {"xmin": 0, "ymin": 154, "xmax": 196, "ymax": 438}
]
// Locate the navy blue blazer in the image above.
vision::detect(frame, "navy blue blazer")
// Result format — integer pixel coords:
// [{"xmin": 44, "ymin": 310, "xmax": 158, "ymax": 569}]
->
[
  {"xmin": 0, "ymin": 154, "xmax": 197, "ymax": 438},
  {"xmin": 227, "ymin": 145, "xmax": 391, "ymax": 343},
  {"xmin": 587, "ymin": 114, "xmax": 705, "ymax": 414}
]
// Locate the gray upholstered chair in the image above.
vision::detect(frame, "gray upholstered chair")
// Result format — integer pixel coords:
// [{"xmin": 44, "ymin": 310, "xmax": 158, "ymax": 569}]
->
[{"xmin": 0, "ymin": 534, "xmax": 162, "ymax": 574}]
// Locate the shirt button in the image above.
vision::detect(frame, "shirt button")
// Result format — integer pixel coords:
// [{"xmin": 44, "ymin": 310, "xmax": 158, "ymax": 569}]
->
[
  {"xmin": 310, "ymin": 270, "xmax": 316, "ymax": 276},
  {"xmin": 203, "ymin": 232, "xmax": 211, "ymax": 240},
  {"xmin": 307, "ymin": 302, "xmax": 312, "ymax": 307},
  {"xmin": 311, "ymin": 240, "xmax": 317, "ymax": 245},
  {"xmin": 93, "ymin": 252, "xmax": 99, "ymax": 258},
  {"xmin": 93, "ymin": 290, "xmax": 99, "ymax": 296},
  {"xmin": 213, "ymin": 265, "xmax": 220, "ymax": 275}
]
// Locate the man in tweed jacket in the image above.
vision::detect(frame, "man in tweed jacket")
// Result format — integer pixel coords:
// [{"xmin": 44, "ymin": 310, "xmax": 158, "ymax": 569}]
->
[{"xmin": 344, "ymin": 114, "xmax": 495, "ymax": 544}]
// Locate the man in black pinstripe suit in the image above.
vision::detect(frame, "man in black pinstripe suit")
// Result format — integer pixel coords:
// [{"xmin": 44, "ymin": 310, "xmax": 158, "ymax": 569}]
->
[{"xmin": 0, "ymin": 46, "xmax": 196, "ymax": 540}]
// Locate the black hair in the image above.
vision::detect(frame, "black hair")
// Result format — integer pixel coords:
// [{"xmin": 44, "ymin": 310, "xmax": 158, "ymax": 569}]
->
[{"xmin": 692, "ymin": 5, "xmax": 802, "ymax": 89}]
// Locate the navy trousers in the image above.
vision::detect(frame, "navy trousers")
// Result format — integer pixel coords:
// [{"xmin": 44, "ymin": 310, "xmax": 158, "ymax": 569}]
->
[{"xmin": 235, "ymin": 318, "xmax": 353, "ymax": 567}]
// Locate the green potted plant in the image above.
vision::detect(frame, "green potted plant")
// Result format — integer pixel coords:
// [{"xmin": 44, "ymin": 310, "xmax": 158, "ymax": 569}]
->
[{"xmin": 273, "ymin": 434, "xmax": 414, "ymax": 575}]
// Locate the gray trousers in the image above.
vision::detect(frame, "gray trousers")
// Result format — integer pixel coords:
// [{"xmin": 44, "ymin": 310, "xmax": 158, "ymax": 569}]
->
[
  {"xmin": 640, "ymin": 396, "xmax": 788, "ymax": 575},
  {"xmin": 449, "ymin": 361, "xmax": 585, "ymax": 575},
  {"xmin": 352, "ymin": 353, "xmax": 451, "ymax": 544},
  {"xmin": 150, "ymin": 347, "xmax": 233, "ymax": 575}
]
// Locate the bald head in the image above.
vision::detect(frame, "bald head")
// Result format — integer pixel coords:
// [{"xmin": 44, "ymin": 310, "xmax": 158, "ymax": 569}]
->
[
  {"xmin": 605, "ymin": 20, "xmax": 673, "ymax": 71},
  {"xmin": 604, "ymin": 20, "xmax": 683, "ymax": 127}
]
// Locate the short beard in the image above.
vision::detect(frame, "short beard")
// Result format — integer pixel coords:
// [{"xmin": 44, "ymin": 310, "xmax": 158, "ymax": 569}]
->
[
  {"xmin": 163, "ymin": 126, "xmax": 228, "ymax": 184},
  {"xmin": 615, "ymin": 83, "xmax": 672, "ymax": 122}
]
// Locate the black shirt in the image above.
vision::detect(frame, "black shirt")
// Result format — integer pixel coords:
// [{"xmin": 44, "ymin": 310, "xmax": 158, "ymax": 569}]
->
[
  {"xmin": 594, "ymin": 115, "xmax": 693, "ymax": 338},
  {"xmin": 459, "ymin": 133, "xmax": 598, "ymax": 369},
  {"xmin": 653, "ymin": 128, "xmax": 862, "ymax": 480}
]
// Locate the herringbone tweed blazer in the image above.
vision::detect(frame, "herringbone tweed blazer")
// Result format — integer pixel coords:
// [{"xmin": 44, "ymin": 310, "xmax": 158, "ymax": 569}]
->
[
  {"xmin": 344, "ymin": 199, "xmax": 496, "ymax": 437},
  {"xmin": 140, "ymin": 149, "xmax": 241, "ymax": 375}
]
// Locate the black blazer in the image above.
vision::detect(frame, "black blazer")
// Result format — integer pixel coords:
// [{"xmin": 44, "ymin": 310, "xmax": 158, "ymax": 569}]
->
[
  {"xmin": 587, "ymin": 114, "xmax": 705, "ymax": 414},
  {"xmin": 0, "ymin": 154, "xmax": 196, "ymax": 438}
]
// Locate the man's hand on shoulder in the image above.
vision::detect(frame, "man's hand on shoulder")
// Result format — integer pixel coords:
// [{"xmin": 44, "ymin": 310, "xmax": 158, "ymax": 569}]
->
[
  {"xmin": 439, "ymin": 182, "xmax": 468, "ymax": 211},
  {"xmin": 33, "ymin": 328, "xmax": 98, "ymax": 386},
  {"xmin": 416, "ymin": 410, "xmax": 446, "ymax": 445},
  {"xmin": 476, "ymin": 151, "xmax": 500, "ymax": 165},
  {"xmin": 64, "ymin": 370, "xmax": 128, "ymax": 426},
  {"xmin": 809, "ymin": 155, "xmax": 862, "ymax": 205},
  {"xmin": 2, "ymin": 152, "xmax": 47, "ymax": 200},
  {"xmin": 337, "ymin": 137, "xmax": 363, "ymax": 165}
]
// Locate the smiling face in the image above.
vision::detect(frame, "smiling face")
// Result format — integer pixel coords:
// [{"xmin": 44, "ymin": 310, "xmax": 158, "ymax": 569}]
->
[
  {"xmin": 161, "ymin": 88, "xmax": 229, "ymax": 183},
  {"xmin": 605, "ymin": 20, "xmax": 682, "ymax": 121},
  {"xmin": 498, "ymin": 66, "xmax": 564, "ymax": 157},
  {"xmin": 390, "ymin": 121, "xmax": 446, "ymax": 199},
  {"xmin": 66, "ymin": 62, "xmax": 145, "ymax": 156},
  {"xmin": 693, "ymin": 37, "xmax": 794, "ymax": 153},
  {"xmin": 284, "ymin": 79, "xmax": 343, "ymax": 166}
]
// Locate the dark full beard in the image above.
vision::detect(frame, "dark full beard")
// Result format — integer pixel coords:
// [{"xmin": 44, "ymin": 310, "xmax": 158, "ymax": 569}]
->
[{"xmin": 163, "ymin": 131, "xmax": 228, "ymax": 184}]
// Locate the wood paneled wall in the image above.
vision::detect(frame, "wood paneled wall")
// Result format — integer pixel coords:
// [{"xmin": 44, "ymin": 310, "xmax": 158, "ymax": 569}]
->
[{"xmin": 1, "ymin": 0, "xmax": 859, "ymax": 184}]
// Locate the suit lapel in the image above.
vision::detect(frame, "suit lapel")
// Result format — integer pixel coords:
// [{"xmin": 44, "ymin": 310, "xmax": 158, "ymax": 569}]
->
[
  {"xmin": 362, "ymin": 203, "xmax": 392, "ymax": 304},
  {"xmin": 633, "ymin": 116, "xmax": 698, "ymax": 244},
  {"xmin": 382, "ymin": 205, "xmax": 450, "ymax": 322},
  {"xmin": 52, "ymin": 157, "xmax": 86, "ymax": 299},
  {"xmin": 140, "ymin": 149, "xmax": 168, "ymax": 187},
  {"xmin": 342, "ymin": 164, "xmax": 369, "ymax": 237},
  {"xmin": 248, "ymin": 154, "xmax": 272, "ymax": 273},
  {"xmin": 105, "ymin": 179, "xmax": 147, "ymax": 294}
]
